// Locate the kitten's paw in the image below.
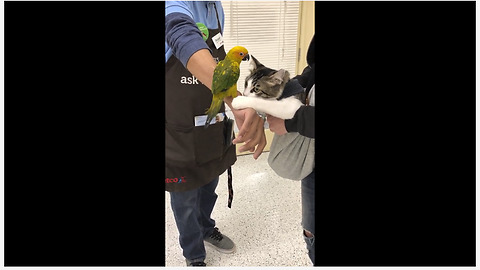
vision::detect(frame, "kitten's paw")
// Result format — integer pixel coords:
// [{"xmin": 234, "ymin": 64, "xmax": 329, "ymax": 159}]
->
[{"xmin": 231, "ymin": 96, "xmax": 250, "ymax": 110}]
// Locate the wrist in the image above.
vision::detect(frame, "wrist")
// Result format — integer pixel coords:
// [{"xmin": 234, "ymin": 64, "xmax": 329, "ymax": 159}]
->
[
  {"xmin": 224, "ymin": 96, "xmax": 234, "ymax": 110},
  {"xmin": 224, "ymin": 92, "xmax": 242, "ymax": 110}
]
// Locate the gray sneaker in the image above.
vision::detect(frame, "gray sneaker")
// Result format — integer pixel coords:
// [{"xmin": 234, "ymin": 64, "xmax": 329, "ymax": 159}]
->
[
  {"xmin": 204, "ymin": 227, "xmax": 236, "ymax": 254},
  {"xmin": 186, "ymin": 259, "xmax": 206, "ymax": 267}
]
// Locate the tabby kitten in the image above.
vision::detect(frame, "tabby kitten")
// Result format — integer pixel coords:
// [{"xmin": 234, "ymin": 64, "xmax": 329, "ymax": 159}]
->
[{"xmin": 231, "ymin": 56, "xmax": 305, "ymax": 119}]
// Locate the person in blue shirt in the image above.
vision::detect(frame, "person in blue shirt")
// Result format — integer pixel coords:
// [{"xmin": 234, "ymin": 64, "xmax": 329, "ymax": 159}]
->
[{"xmin": 165, "ymin": 1, "xmax": 267, "ymax": 267}]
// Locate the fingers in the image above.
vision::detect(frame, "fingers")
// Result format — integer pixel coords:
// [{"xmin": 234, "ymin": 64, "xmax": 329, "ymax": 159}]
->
[
  {"xmin": 239, "ymin": 117, "xmax": 266, "ymax": 159},
  {"xmin": 232, "ymin": 119, "xmax": 244, "ymax": 144},
  {"xmin": 238, "ymin": 139, "xmax": 255, "ymax": 154},
  {"xmin": 237, "ymin": 112, "xmax": 262, "ymax": 146},
  {"xmin": 232, "ymin": 136, "xmax": 242, "ymax": 145},
  {"xmin": 235, "ymin": 108, "xmax": 255, "ymax": 140},
  {"xmin": 230, "ymin": 108, "xmax": 267, "ymax": 159},
  {"xmin": 252, "ymin": 121, "xmax": 267, "ymax": 160},
  {"xmin": 238, "ymin": 118, "xmax": 258, "ymax": 145},
  {"xmin": 231, "ymin": 111, "xmax": 244, "ymax": 144}
]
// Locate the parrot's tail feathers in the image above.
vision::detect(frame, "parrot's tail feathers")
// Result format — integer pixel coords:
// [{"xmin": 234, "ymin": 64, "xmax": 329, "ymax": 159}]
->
[{"xmin": 204, "ymin": 98, "xmax": 223, "ymax": 128}]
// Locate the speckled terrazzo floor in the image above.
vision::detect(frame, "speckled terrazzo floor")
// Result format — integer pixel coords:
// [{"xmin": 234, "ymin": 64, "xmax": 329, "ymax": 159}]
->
[{"xmin": 165, "ymin": 152, "xmax": 312, "ymax": 267}]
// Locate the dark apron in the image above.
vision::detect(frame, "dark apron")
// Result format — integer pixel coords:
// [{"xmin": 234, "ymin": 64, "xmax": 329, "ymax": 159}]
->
[{"xmin": 165, "ymin": 5, "xmax": 236, "ymax": 193}]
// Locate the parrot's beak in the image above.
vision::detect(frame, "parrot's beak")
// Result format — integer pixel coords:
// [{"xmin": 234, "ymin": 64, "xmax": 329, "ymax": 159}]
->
[{"xmin": 242, "ymin": 54, "xmax": 250, "ymax": 61}]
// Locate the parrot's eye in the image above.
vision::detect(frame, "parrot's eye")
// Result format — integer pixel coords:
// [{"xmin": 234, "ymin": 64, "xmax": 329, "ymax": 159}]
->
[{"xmin": 239, "ymin": 52, "xmax": 244, "ymax": 56}]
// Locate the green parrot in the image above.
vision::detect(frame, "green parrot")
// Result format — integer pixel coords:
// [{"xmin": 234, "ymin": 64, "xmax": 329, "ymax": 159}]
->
[{"xmin": 204, "ymin": 46, "xmax": 250, "ymax": 128}]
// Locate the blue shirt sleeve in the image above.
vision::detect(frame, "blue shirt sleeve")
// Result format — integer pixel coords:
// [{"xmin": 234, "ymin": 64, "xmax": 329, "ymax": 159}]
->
[
  {"xmin": 165, "ymin": 12, "xmax": 210, "ymax": 67},
  {"xmin": 165, "ymin": 1, "xmax": 224, "ymax": 66}
]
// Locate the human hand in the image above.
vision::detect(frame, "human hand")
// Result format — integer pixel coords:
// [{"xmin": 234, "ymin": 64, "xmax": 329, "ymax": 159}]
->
[
  {"xmin": 231, "ymin": 108, "xmax": 267, "ymax": 160},
  {"xmin": 266, "ymin": 114, "xmax": 288, "ymax": 135}
]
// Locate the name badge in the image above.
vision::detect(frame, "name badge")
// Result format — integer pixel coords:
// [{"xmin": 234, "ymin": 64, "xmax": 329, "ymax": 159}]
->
[
  {"xmin": 194, "ymin": 113, "xmax": 225, "ymax": 127},
  {"xmin": 212, "ymin": 32, "xmax": 224, "ymax": 49}
]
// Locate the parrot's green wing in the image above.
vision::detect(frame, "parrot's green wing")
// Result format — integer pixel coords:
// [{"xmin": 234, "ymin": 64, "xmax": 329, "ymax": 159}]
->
[{"xmin": 211, "ymin": 59, "xmax": 240, "ymax": 95}]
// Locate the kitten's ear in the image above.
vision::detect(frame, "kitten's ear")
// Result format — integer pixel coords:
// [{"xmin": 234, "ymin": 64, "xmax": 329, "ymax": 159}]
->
[
  {"xmin": 250, "ymin": 55, "xmax": 264, "ymax": 70},
  {"xmin": 272, "ymin": 69, "xmax": 290, "ymax": 83}
]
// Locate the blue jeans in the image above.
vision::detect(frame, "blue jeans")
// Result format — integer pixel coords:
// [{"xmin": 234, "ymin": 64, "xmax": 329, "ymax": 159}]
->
[
  {"xmin": 302, "ymin": 170, "xmax": 315, "ymax": 265},
  {"xmin": 169, "ymin": 177, "xmax": 219, "ymax": 262}
]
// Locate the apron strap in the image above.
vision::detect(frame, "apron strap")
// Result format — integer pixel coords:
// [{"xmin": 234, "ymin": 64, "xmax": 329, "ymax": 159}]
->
[
  {"xmin": 213, "ymin": 3, "xmax": 233, "ymax": 208},
  {"xmin": 227, "ymin": 166, "xmax": 233, "ymax": 208},
  {"xmin": 213, "ymin": 3, "xmax": 222, "ymax": 33}
]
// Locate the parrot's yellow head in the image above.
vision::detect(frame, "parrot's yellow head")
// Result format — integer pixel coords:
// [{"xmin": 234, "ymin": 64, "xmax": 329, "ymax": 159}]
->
[{"xmin": 227, "ymin": 46, "xmax": 250, "ymax": 63}]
